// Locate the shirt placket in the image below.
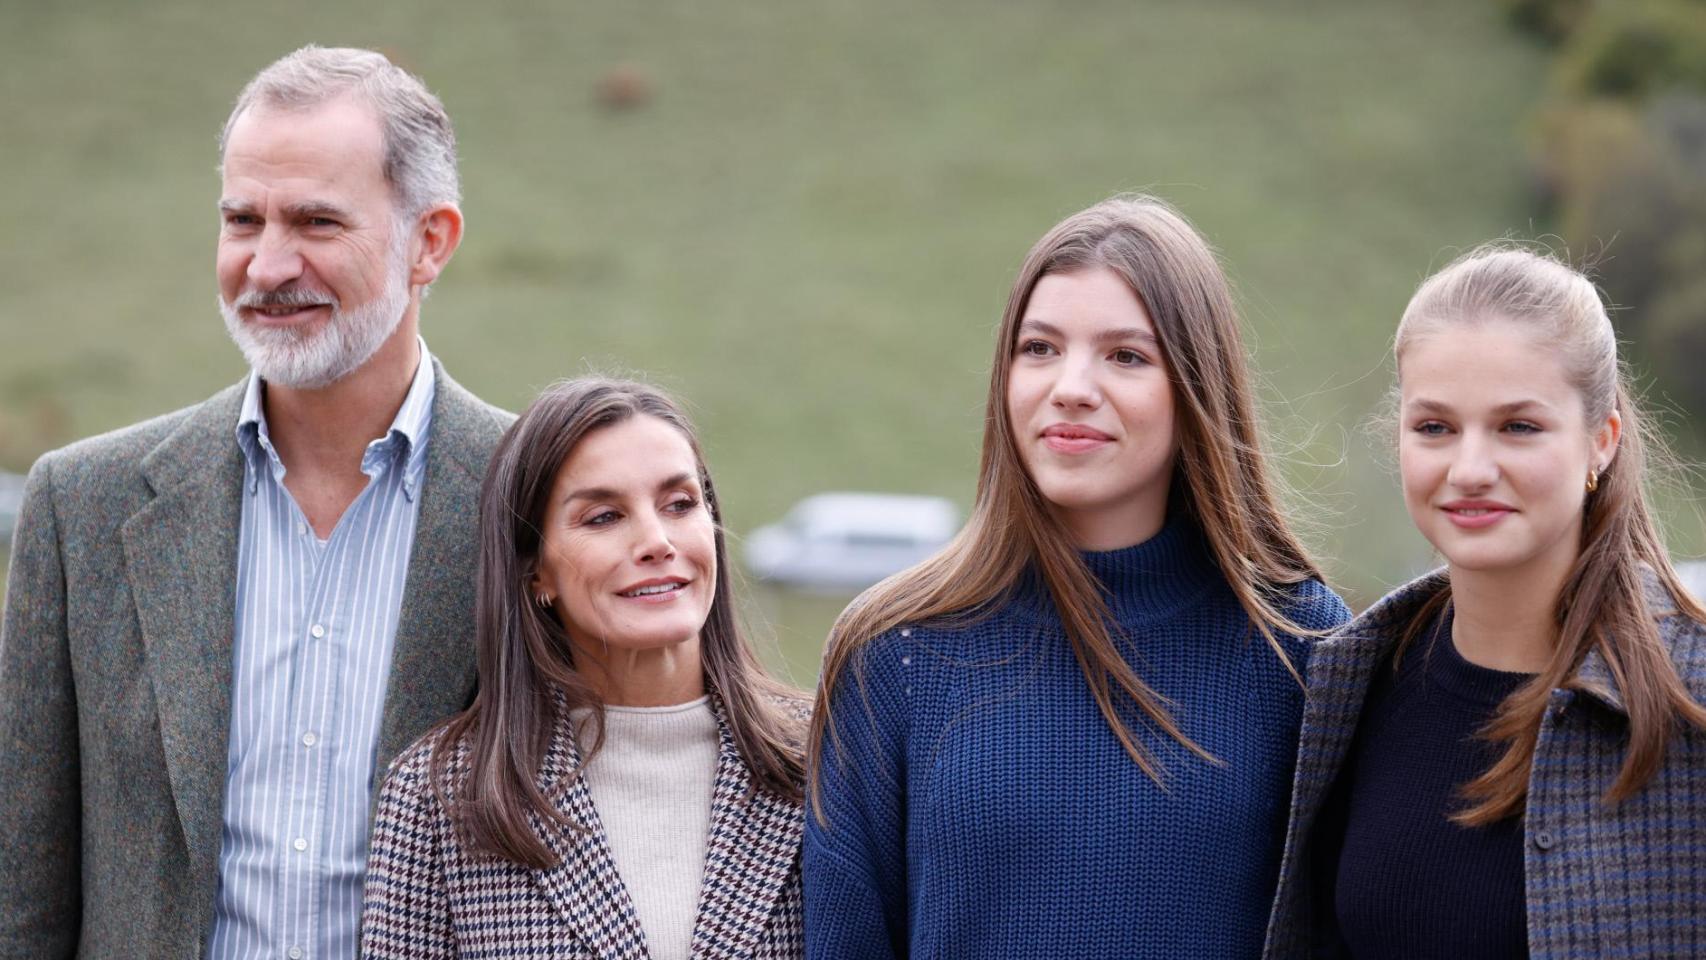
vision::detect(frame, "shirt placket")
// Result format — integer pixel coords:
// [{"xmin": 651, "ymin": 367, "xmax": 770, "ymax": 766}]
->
[
  {"xmin": 278, "ymin": 510, "xmax": 333, "ymax": 960},
  {"xmin": 279, "ymin": 446, "xmax": 389, "ymax": 960}
]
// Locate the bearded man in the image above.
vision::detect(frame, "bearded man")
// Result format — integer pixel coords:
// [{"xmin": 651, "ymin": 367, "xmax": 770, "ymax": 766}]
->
[{"xmin": 0, "ymin": 47, "xmax": 511, "ymax": 958}]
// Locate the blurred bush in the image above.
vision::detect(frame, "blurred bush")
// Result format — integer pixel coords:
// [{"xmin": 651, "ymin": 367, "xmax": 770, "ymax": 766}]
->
[
  {"xmin": 1521, "ymin": 0, "xmax": 1706, "ymax": 430},
  {"xmin": 1499, "ymin": 0, "xmax": 1593, "ymax": 43}
]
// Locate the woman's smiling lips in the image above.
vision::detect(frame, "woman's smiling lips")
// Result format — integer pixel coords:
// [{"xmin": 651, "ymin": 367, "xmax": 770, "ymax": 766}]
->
[
  {"xmin": 1440, "ymin": 499, "xmax": 1516, "ymax": 529},
  {"xmin": 1041, "ymin": 422, "xmax": 1115, "ymax": 454},
  {"xmin": 616, "ymin": 576, "xmax": 691, "ymax": 603}
]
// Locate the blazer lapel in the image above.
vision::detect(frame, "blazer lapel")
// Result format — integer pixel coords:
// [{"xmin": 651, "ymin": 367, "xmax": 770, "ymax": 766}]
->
[
  {"xmin": 121, "ymin": 381, "xmax": 247, "ymax": 888},
  {"xmin": 372, "ymin": 362, "xmax": 512, "ymax": 805},
  {"xmin": 531, "ymin": 710, "xmax": 654, "ymax": 960},
  {"xmin": 1266, "ymin": 573, "xmax": 1447, "ymax": 957},
  {"xmin": 1286, "ymin": 573, "xmax": 1456, "ymax": 838},
  {"xmin": 687, "ymin": 698, "xmax": 803, "ymax": 960}
]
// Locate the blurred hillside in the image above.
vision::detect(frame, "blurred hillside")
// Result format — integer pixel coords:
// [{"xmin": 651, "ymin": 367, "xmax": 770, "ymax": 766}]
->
[{"xmin": 2, "ymin": 0, "xmax": 1700, "ymax": 683}]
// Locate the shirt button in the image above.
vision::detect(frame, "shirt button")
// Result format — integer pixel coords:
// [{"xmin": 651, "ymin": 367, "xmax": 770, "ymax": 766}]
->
[
  {"xmin": 900, "ymin": 628, "xmax": 912, "ymax": 638},
  {"xmin": 310, "ymin": 624, "xmax": 325, "ymax": 639},
  {"xmin": 1533, "ymin": 829, "xmax": 1556, "ymax": 851},
  {"xmin": 301, "ymin": 731, "xmax": 318, "ymax": 747},
  {"xmin": 292, "ymin": 837, "xmax": 307, "ymax": 852},
  {"xmin": 288, "ymin": 948, "xmax": 304, "ymax": 960},
  {"xmin": 296, "ymin": 521, "xmax": 308, "ymax": 536}
]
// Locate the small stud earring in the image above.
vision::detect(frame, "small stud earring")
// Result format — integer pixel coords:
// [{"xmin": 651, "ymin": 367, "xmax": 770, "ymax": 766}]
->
[{"xmin": 1586, "ymin": 467, "xmax": 1599, "ymax": 494}]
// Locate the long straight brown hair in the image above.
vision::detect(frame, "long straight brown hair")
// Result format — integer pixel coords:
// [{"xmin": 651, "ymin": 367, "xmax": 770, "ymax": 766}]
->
[
  {"xmin": 809, "ymin": 195, "xmax": 1331, "ymax": 813},
  {"xmin": 430, "ymin": 378, "xmax": 806, "ymax": 869},
  {"xmin": 1393, "ymin": 245, "xmax": 1706, "ymax": 825}
]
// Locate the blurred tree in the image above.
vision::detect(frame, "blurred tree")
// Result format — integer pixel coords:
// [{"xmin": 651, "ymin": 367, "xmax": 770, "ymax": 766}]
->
[
  {"xmin": 1554, "ymin": 0, "xmax": 1706, "ymax": 98},
  {"xmin": 1499, "ymin": 0, "xmax": 1593, "ymax": 43},
  {"xmin": 1517, "ymin": 0, "xmax": 1706, "ymax": 438}
]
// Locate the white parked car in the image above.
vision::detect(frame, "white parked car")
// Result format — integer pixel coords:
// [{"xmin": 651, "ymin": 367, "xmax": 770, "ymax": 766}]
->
[
  {"xmin": 0, "ymin": 470, "xmax": 25, "ymax": 545},
  {"xmin": 1679, "ymin": 561, "xmax": 1706, "ymax": 602},
  {"xmin": 743, "ymin": 492, "xmax": 960, "ymax": 591}
]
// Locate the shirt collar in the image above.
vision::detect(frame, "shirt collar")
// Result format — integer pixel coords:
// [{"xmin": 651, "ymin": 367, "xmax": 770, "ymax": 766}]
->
[{"xmin": 235, "ymin": 337, "xmax": 438, "ymax": 482}]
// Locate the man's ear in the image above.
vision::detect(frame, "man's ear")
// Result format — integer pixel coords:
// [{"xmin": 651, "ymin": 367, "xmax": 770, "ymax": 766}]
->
[{"xmin": 407, "ymin": 203, "xmax": 464, "ymax": 288}]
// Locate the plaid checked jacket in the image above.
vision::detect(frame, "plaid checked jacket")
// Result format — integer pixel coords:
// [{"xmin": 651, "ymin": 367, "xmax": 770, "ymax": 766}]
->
[
  {"xmin": 1263, "ymin": 570, "xmax": 1706, "ymax": 960},
  {"xmin": 361, "ymin": 695, "xmax": 805, "ymax": 959}
]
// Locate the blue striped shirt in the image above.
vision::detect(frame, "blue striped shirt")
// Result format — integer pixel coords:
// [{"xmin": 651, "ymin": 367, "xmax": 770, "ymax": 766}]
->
[{"xmin": 208, "ymin": 344, "xmax": 436, "ymax": 960}]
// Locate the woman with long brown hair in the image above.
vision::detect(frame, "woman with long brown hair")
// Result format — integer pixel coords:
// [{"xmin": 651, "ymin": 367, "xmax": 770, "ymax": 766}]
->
[
  {"xmin": 1263, "ymin": 246, "xmax": 1706, "ymax": 959},
  {"xmin": 802, "ymin": 195, "xmax": 1351, "ymax": 959},
  {"xmin": 361, "ymin": 378, "xmax": 809, "ymax": 959}
]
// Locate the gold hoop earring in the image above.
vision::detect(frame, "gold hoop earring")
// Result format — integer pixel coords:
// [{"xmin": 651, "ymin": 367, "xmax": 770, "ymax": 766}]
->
[{"xmin": 1586, "ymin": 468, "xmax": 1599, "ymax": 494}]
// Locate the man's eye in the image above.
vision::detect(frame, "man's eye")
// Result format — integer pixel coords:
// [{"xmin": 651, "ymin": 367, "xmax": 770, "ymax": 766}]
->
[{"xmin": 306, "ymin": 217, "xmax": 339, "ymax": 228}]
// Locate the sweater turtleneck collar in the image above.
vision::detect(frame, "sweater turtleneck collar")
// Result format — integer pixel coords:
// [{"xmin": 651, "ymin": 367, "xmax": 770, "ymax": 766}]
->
[{"xmin": 1016, "ymin": 513, "xmax": 1221, "ymax": 627}]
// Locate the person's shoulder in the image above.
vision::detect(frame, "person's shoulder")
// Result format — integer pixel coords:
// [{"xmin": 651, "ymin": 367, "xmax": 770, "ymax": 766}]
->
[
  {"xmin": 430, "ymin": 362, "xmax": 516, "ymax": 435},
  {"xmin": 383, "ymin": 721, "xmax": 467, "ymax": 803},
  {"xmin": 25, "ymin": 384, "xmax": 243, "ymax": 499},
  {"xmin": 43, "ymin": 391, "xmax": 232, "ymax": 475},
  {"xmin": 1275, "ymin": 576, "xmax": 1354, "ymax": 635},
  {"xmin": 1648, "ymin": 582, "xmax": 1706, "ymax": 698},
  {"xmin": 765, "ymin": 688, "xmax": 814, "ymax": 726}
]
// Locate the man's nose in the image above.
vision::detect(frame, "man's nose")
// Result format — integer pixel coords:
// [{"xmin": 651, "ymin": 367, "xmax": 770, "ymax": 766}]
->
[{"xmin": 245, "ymin": 227, "xmax": 305, "ymax": 291}]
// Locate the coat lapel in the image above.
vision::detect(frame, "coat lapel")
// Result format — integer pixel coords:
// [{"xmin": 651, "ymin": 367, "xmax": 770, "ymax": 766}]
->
[
  {"xmin": 372, "ymin": 362, "xmax": 513, "ymax": 806},
  {"xmin": 1288, "ymin": 573, "xmax": 1451, "ymax": 836},
  {"xmin": 530, "ymin": 709, "xmax": 655, "ymax": 960},
  {"xmin": 121, "ymin": 381, "xmax": 247, "ymax": 888},
  {"xmin": 525, "ymin": 695, "xmax": 804, "ymax": 960},
  {"xmin": 1265, "ymin": 571, "xmax": 1447, "ymax": 957},
  {"xmin": 687, "ymin": 700, "xmax": 803, "ymax": 960}
]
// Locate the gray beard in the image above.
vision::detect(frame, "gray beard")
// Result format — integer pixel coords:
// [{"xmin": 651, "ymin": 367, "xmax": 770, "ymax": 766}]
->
[{"xmin": 219, "ymin": 233, "xmax": 412, "ymax": 389}]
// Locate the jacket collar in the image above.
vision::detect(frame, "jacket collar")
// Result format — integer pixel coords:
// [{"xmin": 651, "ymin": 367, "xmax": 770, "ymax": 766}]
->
[
  {"xmin": 1571, "ymin": 571, "xmax": 1706, "ymax": 716},
  {"xmin": 529, "ymin": 691, "xmax": 804, "ymax": 960},
  {"xmin": 121, "ymin": 359, "xmax": 503, "ymax": 895}
]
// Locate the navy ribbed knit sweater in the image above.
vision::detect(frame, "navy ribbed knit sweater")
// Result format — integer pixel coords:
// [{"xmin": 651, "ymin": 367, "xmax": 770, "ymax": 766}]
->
[{"xmin": 803, "ymin": 518, "xmax": 1351, "ymax": 959}]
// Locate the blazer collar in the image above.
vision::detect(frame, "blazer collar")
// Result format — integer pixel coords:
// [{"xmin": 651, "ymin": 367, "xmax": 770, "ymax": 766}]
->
[
  {"xmin": 1263, "ymin": 568, "xmax": 1450, "ymax": 958},
  {"xmin": 530, "ymin": 692, "xmax": 804, "ymax": 960},
  {"xmin": 120, "ymin": 361, "xmax": 505, "ymax": 888},
  {"xmin": 1570, "ymin": 570, "xmax": 1706, "ymax": 716}
]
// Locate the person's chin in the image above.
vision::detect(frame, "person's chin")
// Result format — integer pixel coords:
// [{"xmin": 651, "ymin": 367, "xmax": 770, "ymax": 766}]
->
[
  {"xmin": 1433, "ymin": 534, "xmax": 1534, "ymax": 574},
  {"xmin": 607, "ymin": 616, "xmax": 704, "ymax": 650}
]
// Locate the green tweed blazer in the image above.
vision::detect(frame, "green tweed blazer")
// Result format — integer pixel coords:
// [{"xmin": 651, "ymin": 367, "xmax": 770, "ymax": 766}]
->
[{"xmin": 0, "ymin": 360, "xmax": 512, "ymax": 959}]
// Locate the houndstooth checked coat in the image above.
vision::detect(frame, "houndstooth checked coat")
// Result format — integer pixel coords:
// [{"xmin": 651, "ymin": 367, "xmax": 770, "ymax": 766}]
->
[
  {"xmin": 360, "ymin": 695, "xmax": 805, "ymax": 959},
  {"xmin": 1262, "ymin": 570, "xmax": 1706, "ymax": 960}
]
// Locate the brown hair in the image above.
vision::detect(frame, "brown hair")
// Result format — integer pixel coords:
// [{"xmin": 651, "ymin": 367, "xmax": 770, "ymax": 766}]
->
[
  {"xmin": 1393, "ymin": 244, "xmax": 1706, "ymax": 825},
  {"xmin": 430, "ymin": 377, "xmax": 806, "ymax": 868},
  {"xmin": 809, "ymin": 194, "xmax": 1330, "ymax": 813}
]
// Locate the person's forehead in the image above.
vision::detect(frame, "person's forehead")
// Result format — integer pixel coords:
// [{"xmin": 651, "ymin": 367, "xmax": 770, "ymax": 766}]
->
[
  {"xmin": 557, "ymin": 418, "xmax": 698, "ymax": 489},
  {"xmin": 221, "ymin": 96, "xmax": 388, "ymax": 191}
]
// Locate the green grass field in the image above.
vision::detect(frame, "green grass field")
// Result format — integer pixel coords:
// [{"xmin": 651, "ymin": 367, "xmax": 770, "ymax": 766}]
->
[{"xmin": 3, "ymin": 0, "xmax": 1699, "ymax": 684}]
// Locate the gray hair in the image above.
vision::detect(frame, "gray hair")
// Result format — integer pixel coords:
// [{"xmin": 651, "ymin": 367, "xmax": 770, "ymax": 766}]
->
[{"xmin": 220, "ymin": 45, "xmax": 460, "ymax": 220}]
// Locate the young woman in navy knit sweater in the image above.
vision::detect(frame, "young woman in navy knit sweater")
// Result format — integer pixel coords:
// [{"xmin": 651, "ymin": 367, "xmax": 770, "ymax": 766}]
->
[
  {"xmin": 802, "ymin": 195, "xmax": 1351, "ymax": 959},
  {"xmin": 1264, "ymin": 247, "xmax": 1706, "ymax": 959}
]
